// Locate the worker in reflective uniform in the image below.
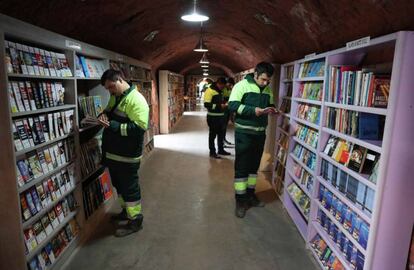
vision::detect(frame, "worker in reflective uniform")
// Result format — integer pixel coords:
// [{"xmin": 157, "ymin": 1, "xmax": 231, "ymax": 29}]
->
[
  {"xmin": 228, "ymin": 62, "xmax": 278, "ymax": 218},
  {"xmin": 99, "ymin": 69, "xmax": 149, "ymax": 237}
]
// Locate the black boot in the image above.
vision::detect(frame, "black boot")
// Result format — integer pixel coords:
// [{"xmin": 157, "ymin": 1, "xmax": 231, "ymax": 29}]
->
[
  {"xmin": 218, "ymin": 149, "xmax": 231, "ymax": 155},
  {"xmin": 111, "ymin": 209, "xmax": 128, "ymax": 221},
  {"xmin": 235, "ymin": 194, "xmax": 248, "ymax": 218},
  {"xmin": 210, "ymin": 152, "xmax": 221, "ymax": 159},
  {"xmin": 247, "ymin": 188, "xmax": 265, "ymax": 207},
  {"xmin": 115, "ymin": 214, "xmax": 143, "ymax": 237}
]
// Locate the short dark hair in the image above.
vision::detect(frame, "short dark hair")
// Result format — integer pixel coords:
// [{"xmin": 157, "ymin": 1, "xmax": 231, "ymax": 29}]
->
[
  {"xmin": 101, "ymin": 69, "xmax": 125, "ymax": 86},
  {"xmin": 216, "ymin": 77, "xmax": 227, "ymax": 84},
  {"xmin": 255, "ymin": 62, "xmax": 274, "ymax": 77},
  {"xmin": 226, "ymin": 77, "xmax": 235, "ymax": 85}
]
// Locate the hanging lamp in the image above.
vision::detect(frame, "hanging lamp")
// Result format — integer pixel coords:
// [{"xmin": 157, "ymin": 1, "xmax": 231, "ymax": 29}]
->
[
  {"xmin": 193, "ymin": 22, "xmax": 208, "ymax": 52},
  {"xmin": 181, "ymin": 0, "xmax": 209, "ymax": 22},
  {"xmin": 199, "ymin": 52, "xmax": 209, "ymax": 64}
]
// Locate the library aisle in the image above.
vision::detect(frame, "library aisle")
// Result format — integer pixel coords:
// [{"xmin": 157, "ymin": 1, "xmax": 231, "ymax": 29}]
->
[{"xmin": 65, "ymin": 110, "xmax": 317, "ymax": 270}]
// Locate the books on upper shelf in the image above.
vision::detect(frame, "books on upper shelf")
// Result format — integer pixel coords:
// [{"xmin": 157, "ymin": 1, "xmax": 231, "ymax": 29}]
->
[
  {"xmin": 295, "ymin": 124, "xmax": 319, "ymax": 149},
  {"xmin": 27, "ymin": 217, "xmax": 79, "ymax": 270},
  {"xmin": 284, "ymin": 65, "xmax": 294, "ymax": 80},
  {"xmin": 297, "ymin": 103, "xmax": 321, "ymax": 125},
  {"xmin": 310, "ymin": 233, "xmax": 348, "ymax": 270},
  {"xmin": 297, "ymin": 82, "xmax": 323, "ymax": 101},
  {"xmin": 292, "ymin": 144, "xmax": 317, "ymax": 171},
  {"xmin": 325, "ymin": 109, "xmax": 385, "ymax": 140},
  {"xmin": 321, "ymin": 159, "xmax": 376, "ymax": 214},
  {"xmin": 323, "ymin": 135, "xmax": 381, "ymax": 180},
  {"xmin": 82, "ymin": 170, "xmax": 112, "ymax": 219},
  {"xmin": 8, "ymin": 80, "xmax": 66, "ymax": 113},
  {"xmin": 298, "ymin": 60, "xmax": 325, "ymax": 78},
  {"xmin": 5, "ymin": 40, "xmax": 72, "ymax": 77},
  {"xmin": 318, "ymin": 185, "xmax": 370, "ymax": 251},
  {"xmin": 292, "ymin": 162, "xmax": 314, "ymax": 194},
  {"xmin": 76, "ymin": 55, "xmax": 107, "ymax": 78},
  {"xmin": 287, "ymin": 182, "xmax": 311, "ymax": 219},
  {"xmin": 325, "ymin": 65, "xmax": 391, "ymax": 108},
  {"xmin": 80, "ymin": 138, "xmax": 102, "ymax": 179},
  {"xmin": 13, "ymin": 110, "xmax": 75, "ymax": 151},
  {"xmin": 77, "ymin": 95, "xmax": 103, "ymax": 125},
  {"xmin": 279, "ymin": 98, "xmax": 291, "ymax": 114}
]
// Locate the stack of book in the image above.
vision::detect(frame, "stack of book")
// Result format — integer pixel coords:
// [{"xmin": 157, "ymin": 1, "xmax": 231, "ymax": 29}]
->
[
  {"xmin": 285, "ymin": 65, "xmax": 294, "ymax": 80},
  {"xmin": 287, "ymin": 182, "xmax": 311, "ymax": 218},
  {"xmin": 75, "ymin": 55, "xmax": 107, "ymax": 78},
  {"xmin": 293, "ymin": 144, "xmax": 317, "ymax": 171},
  {"xmin": 80, "ymin": 138, "xmax": 102, "ymax": 179},
  {"xmin": 13, "ymin": 110, "xmax": 74, "ymax": 151},
  {"xmin": 297, "ymin": 82, "xmax": 323, "ymax": 101},
  {"xmin": 77, "ymin": 96, "xmax": 103, "ymax": 125},
  {"xmin": 4, "ymin": 40, "xmax": 72, "ymax": 77},
  {"xmin": 311, "ymin": 233, "xmax": 347, "ymax": 270},
  {"xmin": 27, "ymin": 218, "xmax": 79, "ymax": 270},
  {"xmin": 298, "ymin": 61, "xmax": 325, "ymax": 78},
  {"xmin": 326, "ymin": 66, "xmax": 390, "ymax": 108},
  {"xmin": 82, "ymin": 170, "xmax": 113, "ymax": 219},
  {"xmin": 297, "ymin": 104, "xmax": 320, "ymax": 124},
  {"xmin": 8, "ymin": 81, "xmax": 66, "ymax": 113},
  {"xmin": 295, "ymin": 124, "xmax": 319, "ymax": 148},
  {"xmin": 292, "ymin": 162, "xmax": 314, "ymax": 193}
]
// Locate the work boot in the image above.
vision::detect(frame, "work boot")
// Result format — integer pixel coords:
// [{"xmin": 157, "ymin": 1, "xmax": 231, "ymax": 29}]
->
[
  {"xmin": 235, "ymin": 201, "xmax": 248, "ymax": 218},
  {"xmin": 110, "ymin": 209, "xmax": 128, "ymax": 221},
  {"xmin": 115, "ymin": 214, "xmax": 143, "ymax": 237},
  {"xmin": 248, "ymin": 193, "xmax": 265, "ymax": 207},
  {"xmin": 218, "ymin": 150, "xmax": 231, "ymax": 156},
  {"xmin": 210, "ymin": 152, "xmax": 221, "ymax": 159}
]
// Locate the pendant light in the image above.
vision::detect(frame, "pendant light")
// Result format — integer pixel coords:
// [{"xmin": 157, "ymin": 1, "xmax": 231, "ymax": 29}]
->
[
  {"xmin": 203, "ymin": 72, "xmax": 209, "ymax": 76},
  {"xmin": 181, "ymin": 0, "xmax": 209, "ymax": 22},
  {"xmin": 201, "ymin": 64, "xmax": 209, "ymax": 68},
  {"xmin": 193, "ymin": 22, "xmax": 208, "ymax": 52},
  {"xmin": 199, "ymin": 52, "xmax": 209, "ymax": 64}
]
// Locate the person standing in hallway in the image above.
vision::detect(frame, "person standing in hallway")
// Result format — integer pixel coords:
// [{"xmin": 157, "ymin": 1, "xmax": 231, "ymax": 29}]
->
[
  {"xmin": 222, "ymin": 77, "xmax": 235, "ymax": 146},
  {"xmin": 98, "ymin": 69, "xmax": 149, "ymax": 236},
  {"xmin": 204, "ymin": 77, "xmax": 231, "ymax": 159},
  {"xmin": 228, "ymin": 62, "xmax": 278, "ymax": 218}
]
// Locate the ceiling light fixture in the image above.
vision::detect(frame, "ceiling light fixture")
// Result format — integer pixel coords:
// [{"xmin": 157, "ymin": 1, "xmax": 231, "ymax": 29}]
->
[
  {"xmin": 203, "ymin": 72, "xmax": 209, "ymax": 76},
  {"xmin": 199, "ymin": 52, "xmax": 209, "ymax": 64},
  {"xmin": 201, "ymin": 64, "xmax": 209, "ymax": 68},
  {"xmin": 181, "ymin": 0, "xmax": 209, "ymax": 22},
  {"xmin": 193, "ymin": 22, "xmax": 208, "ymax": 52}
]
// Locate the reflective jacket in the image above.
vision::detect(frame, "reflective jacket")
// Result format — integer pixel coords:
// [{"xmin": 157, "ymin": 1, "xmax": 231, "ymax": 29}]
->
[
  {"xmin": 102, "ymin": 85, "xmax": 149, "ymax": 163},
  {"xmin": 228, "ymin": 73, "xmax": 274, "ymax": 135},
  {"xmin": 204, "ymin": 83, "xmax": 225, "ymax": 117}
]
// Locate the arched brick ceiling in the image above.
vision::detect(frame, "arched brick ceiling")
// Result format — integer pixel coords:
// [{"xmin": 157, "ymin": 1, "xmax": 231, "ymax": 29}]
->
[{"xmin": 1, "ymin": 0, "xmax": 414, "ymax": 75}]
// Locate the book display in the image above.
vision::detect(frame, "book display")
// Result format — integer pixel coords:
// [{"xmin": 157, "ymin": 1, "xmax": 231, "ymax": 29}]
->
[
  {"xmin": 159, "ymin": 70, "xmax": 185, "ymax": 134},
  {"xmin": 274, "ymin": 32, "xmax": 414, "ymax": 270},
  {"xmin": 0, "ymin": 14, "xmax": 156, "ymax": 270}
]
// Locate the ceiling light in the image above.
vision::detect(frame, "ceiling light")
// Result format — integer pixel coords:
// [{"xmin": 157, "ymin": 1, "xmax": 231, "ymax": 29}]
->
[
  {"xmin": 201, "ymin": 64, "xmax": 209, "ymax": 68},
  {"xmin": 199, "ymin": 52, "xmax": 209, "ymax": 64},
  {"xmin": 203, "ymin": 72, "xmax": 209, "ymax": 76},
  {"xmin": 181, "ymin": 0, "xmax": 209, "ymax": 22},
  {"xmin": 144, "ymin": 30, "xmax": 159, "ymax": 42},
  {"xmin": 193, "ymin": 37, "xmax": 208, "ymax": 52}
]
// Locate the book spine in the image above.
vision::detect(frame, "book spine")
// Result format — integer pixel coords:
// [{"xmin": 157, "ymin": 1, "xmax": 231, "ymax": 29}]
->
[
  {"xmin": 23, "ymin": 118, "xmax": 35, "ymax": 147},
  {"xmin": 18, "ymin": 81, "xmax": 31, "ymax": 111}
]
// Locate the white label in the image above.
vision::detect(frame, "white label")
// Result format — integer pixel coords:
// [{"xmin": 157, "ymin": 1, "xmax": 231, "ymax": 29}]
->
[
  {"xmin": 65, "ymin": 40, "xmax": 82, "ymax": 50},
  {"xmin": 305, "ymin": 53, "xmax": 316, "ymax": 59},
  {"xmin": 347, "ymin": 36, "xmax": 370, "ymax": 50}
]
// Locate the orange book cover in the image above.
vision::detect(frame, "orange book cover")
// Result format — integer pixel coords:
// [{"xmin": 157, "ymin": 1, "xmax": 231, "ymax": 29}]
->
[{"xmin": 100, "ymin": 170, "xmax": 113, "ymax": 200}]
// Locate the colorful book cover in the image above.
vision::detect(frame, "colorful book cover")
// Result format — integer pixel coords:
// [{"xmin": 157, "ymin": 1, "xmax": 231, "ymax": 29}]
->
[
  {"xmin": 22, "ymin": 118, "xmax": 35, "ymax": 147},
  {"xmin": 27, "ymin": 151, "xmax": 43, "ymax": 179},
  {"xmin": 24, "ymin": 227, "xmax": 38, "ymax": 253},
  {"xmin": 20, "ymin": 194, "xmax": 32, "ymax": 221},
  {"xmin": 44, "ymin": 242, "xmax": 56, "ymax": 263},
  {"xmin": 41, "ymin": 215, "xmax": 53, "ymax": 236},
  {"xmin": 36, "ymin": 184, "xmax": 48, "ymax": 208},
  {"xmin": 33, "ymin": 220, "xmax": 47, "ymax": 244},
  {"xmin": 48, "ymin": 209, "xmax": 60, "ymax": 230},
  {"xmin": 347, "ymin": 145, "xmax": 367, "ymax": 173},
  {"xmin": 30, "ymin": 187, "xmax": 43, "ymax": 212}
]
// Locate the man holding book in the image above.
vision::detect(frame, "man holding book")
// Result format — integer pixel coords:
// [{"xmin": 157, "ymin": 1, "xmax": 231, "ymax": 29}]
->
[
  {"xmin": 98, "ymin": 69, "xmax": 149, "ymax": 237},
  {"xmin": 228, "ymin": 62, "xmax": 278, "ymax": 218}
]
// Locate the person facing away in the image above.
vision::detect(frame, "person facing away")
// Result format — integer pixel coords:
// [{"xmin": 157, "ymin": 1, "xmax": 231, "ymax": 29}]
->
[
  {"xmin": 98, "ymin": 69, "xmax": 149, "ymax": 237},
  {"xmin": 222, "ymin": 77, "xmax": 235, "ymax": 146},
  {"xmin": 228, "ymin": 62, "xmax": 279, "ymax": 218},
  {"xmin": 203, "ymin": 77, "xmax": 231, "ymax": 159}
]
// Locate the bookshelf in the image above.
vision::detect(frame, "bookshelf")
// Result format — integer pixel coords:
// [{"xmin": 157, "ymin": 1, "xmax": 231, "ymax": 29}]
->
[
  {"xmin": 185, "ymin": 76, "xmax": 197, "ymax": 111},
  {"xmin": 159, "ymin": 70, "xmax": 185, "ymax": 134},
  {"xmin": 0, "ymin": 14, "xmax": 155, "ymax": 270},
  {"xmin": 274, "ymin": 32, "xmax": 414, "ymax": 270}
]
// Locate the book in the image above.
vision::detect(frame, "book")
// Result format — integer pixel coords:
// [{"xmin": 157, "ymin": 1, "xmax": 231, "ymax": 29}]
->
[
  {"xmin": 33, "ymin": 220, "xmax": 47, "ymax": 244},
  {"xmin": 39, "ymin": 115, "xmax": 50, "ymax": 142},
  {"xmin": 358, "ymin": 113, "xmax": 383, "ymax": 140},
  {"xmin": 48, "ymin": 209, "xmax": 60, "ymax": 229},
  {"xmin": 24, "ymin": 227, "xmax": 38, "ymax": 253},
  {"xmin": 27, "ymin": 151, "xmax": 43, "ymax": 178},
  {"xmin": 23, "ymin": 118, "xmax": 35, "ymax": 147},
  {"xmin": 6, "ymin": 41, "xmax": 21, "ymax": 73},
  {"xmin": 28, "ymin": 117, "xmax": 40, "ymax": 145},
  {"xmin": 34, "ymin": 116, "xmax": 46, "ymax": 144},
  {"xmin": 16, "ymin": 165, "xmax": 25, "ymax": 187},
  {"xmin": 36, "ymin": 183, "xmax": 48, "ymax": 208},
  {"xmin": 347, "ymin": 145, "xmax": 367, "ymax": 173},
  {"xmin": 48, "ymin": 113, "xmax": 55, "ymax": 140},
  {"xmin": 47, "ymin": 178, "xmax": 58, "ymax": 202},
  {"xmin": 44, "ymin": 242, "xmax": 56, "ymax": 263},
  {"xmin": 25, "ymin": 81, "xmax": 37, "ymax": 110},
  {"xmin": 40, "ymin": 249, "xmax": 52, "ymax": 267},
  {"xmin": 372, "ymin": 76, "xmax": 390, "ymax": 108},
  {"xmin": 43, "ymin": 148, "xmax": 55, "ymax": 172},
  {"xmin": 41, "ymin": 215, "xmax": 53, "ymax": 236},
  {"xmin": 29, "ymin": 46, "xmax": 40, "ymax": 75},
  {"xmin": 42, "ymin": 180, "xmax": 52, "ymax": 206},
  {"xmin": 55, "ymin": 203, "xmax": 65, "ymax": 223},
  {"xmin": 11, "ymin": 81, "xmax": 26, "ymax": 112},
  {"xmin": 360, "ymin": 150, "xmax": 380, "ymax": 175},
  {"xmin": 12, "ymin": 123, "xmax": 24, "ymax": 151},
  {"xmin": 52, "ymin": 176, "xmax": 62, "ymax": 198},
  {"xmin": 15, "ymin": 120, "xmax": 31, "ymax": 149},
  {"xmin": 30, "ymin": 187, "xmax": 43, "ymax": 213},
  {"xmin": 17, "ymin": 159, "xmax": 34, "ymax": 183},
  {"xmin": 7, "ymin": 82, "xmax": 19, "ymax": 113},
  {"xmin": 20, "ymin": 194, "xmax": 32, "ymax": 221}
]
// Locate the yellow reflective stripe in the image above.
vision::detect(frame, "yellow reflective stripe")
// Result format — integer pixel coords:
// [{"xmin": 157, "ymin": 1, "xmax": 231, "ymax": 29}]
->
[
  {"xmin": 207, "ymin": 112, "xmax": 225, "ymax": 116},
  {"xmin": 237, "ymin": 104, "xmax": 245, "ymax": 115},
  {"xmin": 106, "ymin": 152, "xmax": 142, "ymax": 163},
  {"xmin": 248, "ymin": 175, "xmax": 257, "ymax": 188},
  {"xmin": 126, "ymin": 201, "xmax": 142, "ymax": 219},
  {"xmin": 234, "ymin": 178, "xmax": 247, "ymax": 194},
  {"xmin": 235, "ymin": 122, "xmax": 266, "ymax": 131},
  {"xmin": 120, "ymin": 123, "xmax": 128, "ymax": 136}
]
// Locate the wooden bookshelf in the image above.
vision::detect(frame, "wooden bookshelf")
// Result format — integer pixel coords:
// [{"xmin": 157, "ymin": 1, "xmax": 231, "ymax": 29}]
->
[{"xmin": 275, "ymin": 32, "xmax": 414, "ymax": 270}]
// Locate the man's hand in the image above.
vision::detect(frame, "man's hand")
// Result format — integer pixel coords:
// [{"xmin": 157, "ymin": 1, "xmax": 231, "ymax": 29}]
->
[
  {"xmin": 264, "ymin": 107, "xmax": 279, "ymax": 115},
  {"xmin": 255, "ymin": 107, "xmax": 265, "ymax": 116},
  {"xmin": 98, "ymin": 113, "xmax": 110, "ymax": 127},
  {"xmin": 221, "ymin": 103, "xmax": 228, "ymax": 109}
]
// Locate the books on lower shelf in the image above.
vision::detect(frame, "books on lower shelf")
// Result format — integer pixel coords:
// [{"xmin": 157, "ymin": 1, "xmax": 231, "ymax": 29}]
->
[
  {"xmin": 80, "ymin": 138, "xmax": 102, "ymax": 179},
  {"xmin": 320, "ymin": 159, "xmax": 375, "ymax": 215},
  {"xmin": 27, "ymin": 217, "xmax": 79, "ymax": 270},
  {"xmin": 296, "ymin": 103, "xmax": 321, "ymax": 124},
  {"xmin": 279, "ymin": 97, "xmax": 291, "ymax": 114},
  {"xmin": 297, "ymin": 82, "xmax": 323, "ymax": 101},
  {"xmin": 16, "ymin": 140, "xmax": 75, "ymax": 188},
  {"xmin": 323, "ymin": 135, "xmax": 380, "ymax": 180},
  {"xmin": 5, "ymin": 40, "xmax": 73, "ymax": 77},
  {"xmin": 311, "ymin": 233, "xmax": 348, "ymax": 270},
  {"xmin": 78, "ymin": 95, "xmax": 103, "ymax": 124},
  {"xmin": 298, "ymin": 60, "xmax": 325, "ymax": 78},
  {"xmin": 292, "ymin": 144, "xmax": 317, "ymax": 171},
  {"xmin": 75, "ymin": 55, "xmax": 107, "ymax": 78},
  {"xmin": 325, "ymin": 108, "xmax": 385, "ymax": 140},
  {"xmin": 13, "ymin": 110, "xmax": 75, "ymax": 152},
  {"xmin": 295, "ymin": 124, "xmax": 319, "ymax": 149},
  {"xmin": 82, "ymin": 170, "xmax": 113, "ymax": 219},
  {"xmin": 287, "ymin": 182, "xmax": 311, "ymax": 219},
  {"xmin": 8, "ymin": 80, "xmax": 66, "ymax": 113},
  {"xmin": 292, "ymin": 162, "xmax": 314, "ymax": 194},
  {"xmin": 325, "ymin": 65, "xmax": 390, "ymax": 108}
]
